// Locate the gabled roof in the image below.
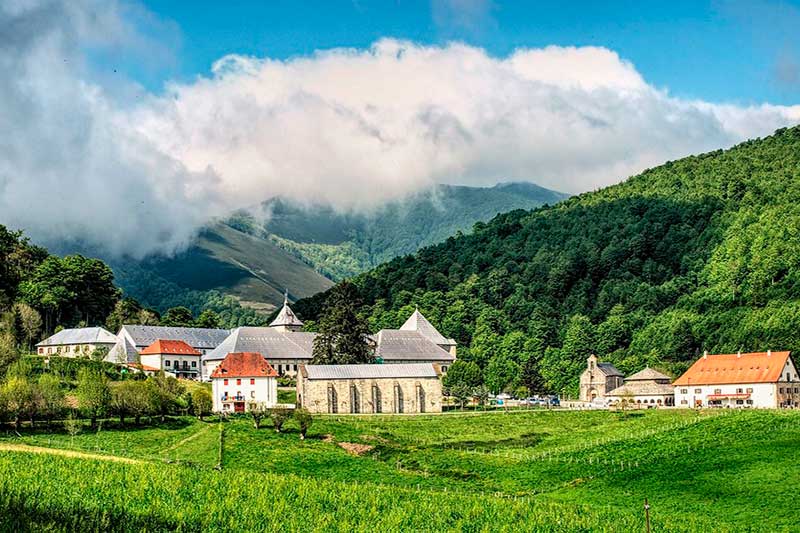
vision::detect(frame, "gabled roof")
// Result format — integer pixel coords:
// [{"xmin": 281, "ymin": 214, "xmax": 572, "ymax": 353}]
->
[
  {"xmin": 269, "ymin": 295, "xmax": 304, "ymax": 328},
  {"xmin": 626, "ymin": 367, "xmax": 672, "ymax": 382},
  {"xmin": 302, "ymin": 363, "xmax": 439, "ymax": 380},
  {"xmin": 608, "ymin": 381, "xmax": 675, "ymax": 397},
  {"xmin": 673, "ymin": 351, "xmax": 792, "ymax": 386},
  {"xmin": 140, "ymin": 340, "xmax": 201, "ymax": 356},
  {"xmin": 37, "ymin": 327, "xmax": 117, "ymax": 347},
  {"xmin": 202, "ymin": 327, "xmax": 314, "ymax": 362},
  {"xmin": 120, "ymin": 325, "xmax": 230, "ymax": 349},
  {"xmin": 210, "ymin": 352, "xmax": 278, "ymax": 379},
  {"xmin": 400, "ymin": 310, "xmax": 455, "ymax": 346},
  {"xmin": 373, "ymin": 330, "xmax": 456, "ymax": 362},
  {"xmin": 596, "ymin": 362, "xmax": 623, "ymax": 377},
  {"xmin": 106, "ymin": 335, "xmax": 139, "ymax": 364}
]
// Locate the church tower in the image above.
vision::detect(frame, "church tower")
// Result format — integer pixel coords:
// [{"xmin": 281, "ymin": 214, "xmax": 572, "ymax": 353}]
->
[{"xmin": 269, "ymin": 291, "xmax": 304, "ymax": 333}]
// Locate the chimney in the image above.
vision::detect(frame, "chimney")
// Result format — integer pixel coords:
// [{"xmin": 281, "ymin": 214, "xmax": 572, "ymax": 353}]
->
[
  {"xmin": 703, "ymin": 350, "xmax": 708, "ymax": 359},
  {"xmin": 767, "ymin": 349, "xmax": 771, "ymax": 357},
  {"xmin": 737, "ymin": 351, "xmax": 741, "ymax": 359}
]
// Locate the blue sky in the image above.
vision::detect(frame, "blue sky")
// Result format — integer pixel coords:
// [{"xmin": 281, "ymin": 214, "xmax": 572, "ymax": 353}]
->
[{"xmin": 135, "ymin": 0, "xmax": 800, "ymax": 105}]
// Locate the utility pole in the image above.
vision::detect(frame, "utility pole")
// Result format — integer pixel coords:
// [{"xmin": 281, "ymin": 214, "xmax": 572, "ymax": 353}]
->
[{"xmin": 644, "ymin": 498, "xmax": 651, "ymax": 533}]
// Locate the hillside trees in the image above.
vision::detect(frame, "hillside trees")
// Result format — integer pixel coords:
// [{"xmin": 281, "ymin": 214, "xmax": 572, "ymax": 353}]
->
[
  {"xmin": 76, "ymin": 367, "xmax": 111, "ymax": 428},
  {"xmin": 311, "ymin": 281, "xmax": 374, "ymax": 364}
]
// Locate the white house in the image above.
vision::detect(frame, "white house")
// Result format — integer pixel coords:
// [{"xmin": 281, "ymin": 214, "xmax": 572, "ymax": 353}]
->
[
  {"xmin": 211, "ymin": 352, "xmax": 278, "ymax": 413},
  {"xmin": 36, "ymin": 327, "xmax": 117, "ymax": 357},
  {"xmin": 139, "ymin": 340, "xmax": 202, "ymax": 380},
  {"xmin": 107, "ymin": 325, "xmax": 230, "ymax": 365},
  {"xmin": 673, "ymin": 350, "xmax": 800, "ymax": 408}
]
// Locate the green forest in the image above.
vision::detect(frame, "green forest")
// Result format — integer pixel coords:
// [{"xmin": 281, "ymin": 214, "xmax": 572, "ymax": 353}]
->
[{"xmin": 296, "ymin": 126, "xmax": 800, "ymax": 396}]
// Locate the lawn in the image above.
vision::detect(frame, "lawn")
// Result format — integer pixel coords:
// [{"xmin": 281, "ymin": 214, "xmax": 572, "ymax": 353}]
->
[{"xmin": 0, "ymin": 409, "xmax": 796, "ymax": 531}]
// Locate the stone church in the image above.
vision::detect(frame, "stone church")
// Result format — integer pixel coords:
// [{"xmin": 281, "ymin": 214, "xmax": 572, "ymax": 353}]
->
[{"xmin": 579, "ymin": 354, "xmax": 623, "ymax": 402}]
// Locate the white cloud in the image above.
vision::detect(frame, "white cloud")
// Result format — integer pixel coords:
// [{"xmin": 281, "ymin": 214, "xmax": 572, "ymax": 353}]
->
[{"xmin": 1, "ymin": 1, "xmax": 799, "ymax": 258}]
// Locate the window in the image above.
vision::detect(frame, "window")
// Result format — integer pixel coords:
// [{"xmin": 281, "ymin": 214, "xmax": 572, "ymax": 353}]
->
[
  {"xmin": 788, "ymin": 373, "xmax": 791, "ymax": 381},
  {"xmin": 327, "ymin": 384, "xmax": 338, "ymax": 414},
  {"xmin": 780, "ymin": 387, "xmax": 785, "ymax": 394},
  {"xmin": 191, "ymin": 361, "xmax": 196, "ymax": 367},
  {"xmin": 65, "ymin": 346, "xmax": 70, "ymax": 353},
  {"xmin": 694, "ymin": 388, "xmax": 702, "ymax": 394},
  {"xmin": 713, "ymin": 389, "xmax": 722, "ymax": 395},
  {"xmin": 680, "ymin": 388, "xmax": 687, "ymax": 394},
  {"xmin": 223, "ymin": 378, "xmax": 228, "ymax": 386},
  {"xmin": 350, "ymin": 385, "xmax": 360, "ymax": 414},
  {"xmin": 394, "ymin": 384, "xmax": 404, "ymax": 413},
  {"xmin": 236, "ymin": 379, "xmax": 241, "ymax": 385},
  {"xmin": 680, "ymin": 399, "xmax": 688, "ymax": 405},
  {"xmin": 165, "ymin": 360, "xmax": 171, "ymax": 366},
  {"xmin": 47, "ymin": 348, "xmax": 52, "ymax": 354},
  {"xmin": 736, "ymin": 388, "xmax": 743, "ymax": 394},
  {"xmin": 736, "ymin": 400, "xmax": 744, "ymax": 405},
  {"xmin": 746, "ymin": 399, "xmax": 753, "ymax": 405},
  {"xmin": 371, "ymin": 384, "xmax": 382, "ymax": 413},
  {"xmin": 250, "ymin": 378, "xmax": 255, "ymax": 385},
  {"xmin": 746, "ymin": 388, "xmax": 753, "ymax": 393},
  {"xmin": 251, "ymin": 391, "xmax": 255, "ymax": 399},
  {"xmin": 417, "ymin": 384, "xmax": 426, "ymax": 413}
]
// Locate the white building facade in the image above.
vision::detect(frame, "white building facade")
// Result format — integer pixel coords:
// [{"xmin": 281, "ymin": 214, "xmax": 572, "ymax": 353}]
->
[
  {"xmin": 211, "ymin": 352, "xmax": 278, "ymax": 413},
  {"xmin": 674, "ymin": 351, "xmax": 800, "ymax": 408}
]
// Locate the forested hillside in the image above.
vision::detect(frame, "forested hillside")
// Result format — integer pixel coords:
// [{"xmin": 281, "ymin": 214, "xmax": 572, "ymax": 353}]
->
[{"xmin": 296, "ymin": 126, "xmax": 800, "ymax": 395}]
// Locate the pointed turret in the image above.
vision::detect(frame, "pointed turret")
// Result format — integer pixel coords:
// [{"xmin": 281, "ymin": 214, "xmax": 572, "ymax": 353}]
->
[
  {"xmin": 269, "ymin": 291, "xmax": 304, "ymax": 332},
  {"xmin": 400, "ymin": 308, "xmax": 457, "ymax": 355}
]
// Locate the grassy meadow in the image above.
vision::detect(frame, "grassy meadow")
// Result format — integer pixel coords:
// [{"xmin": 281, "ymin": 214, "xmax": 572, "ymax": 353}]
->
[{"xmin": 0, "ymin": 409, "xmax": 797, "ymax": 531}]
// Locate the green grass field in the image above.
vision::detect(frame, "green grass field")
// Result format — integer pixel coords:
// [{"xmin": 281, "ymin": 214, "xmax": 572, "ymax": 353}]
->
[{"xmin": 0, "ymin": 409, "xmax": 797, "ymax": 531}]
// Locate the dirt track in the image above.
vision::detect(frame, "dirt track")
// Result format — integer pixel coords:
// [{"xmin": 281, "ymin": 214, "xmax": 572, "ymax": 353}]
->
[{"xmin": 0, "ymin": 442, "xmax": 141, "ymax": 464}]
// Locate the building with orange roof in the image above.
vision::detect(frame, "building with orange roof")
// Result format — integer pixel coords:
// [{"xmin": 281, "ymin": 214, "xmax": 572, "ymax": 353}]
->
[
  {"xmin": 673, "ymin": 350, "xmax": 800, "ymax": 408},
  {"xmin": 139, "ymin": 339, "xmax": 202, "ymax": 380},
  {"xmin": 210, "ymin": 352, "xmax": 278, "ymax": 413}
]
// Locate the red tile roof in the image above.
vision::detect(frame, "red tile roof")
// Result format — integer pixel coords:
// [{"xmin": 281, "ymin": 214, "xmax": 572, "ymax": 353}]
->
[
  {"xmin": 140, "ymin": 339, "xmax": 201, "ymax": 356},
  {"xmin": 210, "ymin": 352, "xmax": 278, "ymax": 379},
  {"xmin": 126, "ymin": 362, "xmax": 161, "ymax": 372},
  {"xmin": 673, "ymin": 351, "xmax": 792, "ymax": 386}
]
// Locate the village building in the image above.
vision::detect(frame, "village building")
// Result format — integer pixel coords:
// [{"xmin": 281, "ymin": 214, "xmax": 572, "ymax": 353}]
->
[
  {"xmin": 139, "ymin": 340, "xmax": 202, "ymax": 379},
  {"xmin": 202, "ymin": 303, "xmax": 456, "ymax": 380},
  {"xmin": 297, "ymin": 363, "xmax": 443, "ymax": 414},
  {"xmin": 211, "ymin": 352, "xmax": 278, "ymax": 413},
  {"xmin": 579, "ymin": 354, "xmax": 624, "ymax": 402},
  {"xmin": 673, "ymin": 351, "xmax": 800, "ymax": 408},
  {"xmin": 36, "ymin": 327, "xmax": 118, "ymax": 357},
  {"xmin": 607, "ymin": 367, "xmax": 675, "ymax": 407},
  {"xmin": 107, "ymin": 325, "xmax": 230, "ymax": 364}
]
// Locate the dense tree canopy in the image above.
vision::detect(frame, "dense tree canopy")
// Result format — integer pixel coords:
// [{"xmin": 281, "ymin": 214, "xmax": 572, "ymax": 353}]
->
[{"xmin": 297, "ymin": 126, "xmax": 800, "ymax": 395}]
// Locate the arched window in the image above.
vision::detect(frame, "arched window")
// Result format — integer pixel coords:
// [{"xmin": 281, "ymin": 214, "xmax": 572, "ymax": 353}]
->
[
  {"xmin": 350, "ymin": 384, "xmax": 360, "ymax": 414},
  {"xmin": 327, "ymin": 384, "xmax": 338, "ymax": 414},
  {"xmin": 371, "ymin": 384, "xmax": 382, "ymax": 414},
  {"xmin": 394, "ymin": 383, "xmax": 404, "ymax": 414},
  {"xmin": 417, "ymin": 383, "xmax": 426, "ymax": 413}
]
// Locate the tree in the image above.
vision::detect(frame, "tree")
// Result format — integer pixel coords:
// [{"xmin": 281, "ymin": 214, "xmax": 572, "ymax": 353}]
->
[
  {"xmin": 294, "ymin": 408, "xmax": 313, "ymax": 439},
  {"xmin": 248, "ymin": 402, "xmax": 269, "ymax": 429},
  {"xmin": 64, "ymin": 412, "xmax": 82, "ymax": 445},
  {"xmin": 76, "ymin": 367, "xmax": 110, "ymax": 428},
  {"xmin": 36, "ymin": 373, "xmax": 64, "ymax": 427},
  {"xmin": 13, "ymin": 303, "xmax": 41, "ymax": 352},
  {"xmin": 474, "ymin": 384, "xmax": 490, "ymax": 408},
  {"xmin": 192, "ymin": 388, "xmax": 213, "ymax": 421},
  {"xmin": 160, "ymin": 307, "xmax": 195, "ymax": 328},
  {"xmin": 485, "ymin": 355, "xmax": 520, "ymax": 394},
  {"xmin": 443, "ymin": 360, "xmax": 482, "ymax": 390},
  {"xmin": 0, "ymin": 332, "xmax": 18, "ymax": 378},
  {"xmin": 195, "ymin": 309, "xmax": 221, "ymax": 329},
  {"xmin": 270, "ymin": 407, "xmax": 291, "ymax": 432},
  {"xmin": 311, "ymin": 281, "xmax": 374, "ymax": 364},
  {"xmin": 110, "ymin": 381, "xmax": 141, "ymax": 425},
  {"xmin": 90, "ymin": 346, "xmax": 109, "ymax": 362},
  {"xmin": 147, "ymin": 373, "xmax": 185, "ymax": 422},
  {"xmin": 450, "ymin": 383, "xmax": 472, "ymax": 409},
  {"xmin": 106, "ymin": 298, "xmax": 143, "ymax": 332},
  {"xmin": 0, "ymin": 374, "xmax": 35, "ymax": 430}
]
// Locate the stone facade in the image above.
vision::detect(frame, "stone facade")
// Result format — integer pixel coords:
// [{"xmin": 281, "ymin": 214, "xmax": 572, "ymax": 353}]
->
[
  {"xmin": 579, "ymin": 354, "xmax": 624, "ymax": 402},
  {"xmin": 297, "ymin": 364, "xmax": 443, "ymax": 414}
]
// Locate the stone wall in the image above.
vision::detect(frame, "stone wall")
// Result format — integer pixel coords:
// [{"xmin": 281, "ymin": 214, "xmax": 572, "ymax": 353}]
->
[{"xmin": 298, "ymin": 376, "xmax": 442, "ymax": 414}]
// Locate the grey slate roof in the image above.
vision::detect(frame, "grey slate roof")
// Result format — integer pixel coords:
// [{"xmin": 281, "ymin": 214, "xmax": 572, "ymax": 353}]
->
[
  {"xmin": 373, "ymin": 330, "xmax": 455, "ymax": 362},
  {"xmin": 400, "ymin": 310, "xmax": 455, "ymax": 347},
  {"xmin": 269, "ymin": 298, "xmax": 304, "ymax": 328},
  {"xmin": 121, "ymin": 325, "xmax": 230, "ymax": 349},
  {"xmin": 37, "ymin": 327, "xmax": 117, "ymax": 347},
  {"xmin": 203, "ymin": 327, "xmax": 314, "ymax": 362},
  {"xmin": 596, "ymin": 362, "xmax": 623, "ymax": 377},
  {"xmin": 303, "ymin": 363, "xmax": 439, "ymax": 380},
  {"xmin": 625, "ymin": 367, "xmax": 672, "ymax": 382},
  {"xmin": 106, "ymin": 336, "xmax": 139, "ymax": 364}
]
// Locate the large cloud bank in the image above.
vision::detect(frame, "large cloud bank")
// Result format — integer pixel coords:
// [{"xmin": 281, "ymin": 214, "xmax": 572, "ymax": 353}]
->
[{"xmin": 1, "ymin": 1, "xmax": 799, "ymax": 258}]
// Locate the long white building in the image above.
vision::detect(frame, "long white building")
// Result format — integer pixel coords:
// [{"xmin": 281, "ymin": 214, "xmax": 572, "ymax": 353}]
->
[{"xmin": 673, "ymin": 351, "xmax": 800, "ymax": 408}]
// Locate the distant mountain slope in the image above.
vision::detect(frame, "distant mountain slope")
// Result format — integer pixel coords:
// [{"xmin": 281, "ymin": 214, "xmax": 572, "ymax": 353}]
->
[
  {"xmin": 294, "ymin": 126, "xmax": 800, "ymax": 394},
  {"xmin": 109, "ymin": 181, "xmax": 565, "ymax": 314},
  {"xmin": 232, "ymin": 182, "xmax": 568, "ymax": 280}
]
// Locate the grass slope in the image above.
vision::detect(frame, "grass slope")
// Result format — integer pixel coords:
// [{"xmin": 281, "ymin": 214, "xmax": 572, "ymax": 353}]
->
[{"xmin": 0, "ymin": 410, "xmax": 796, "ymax": 531}]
